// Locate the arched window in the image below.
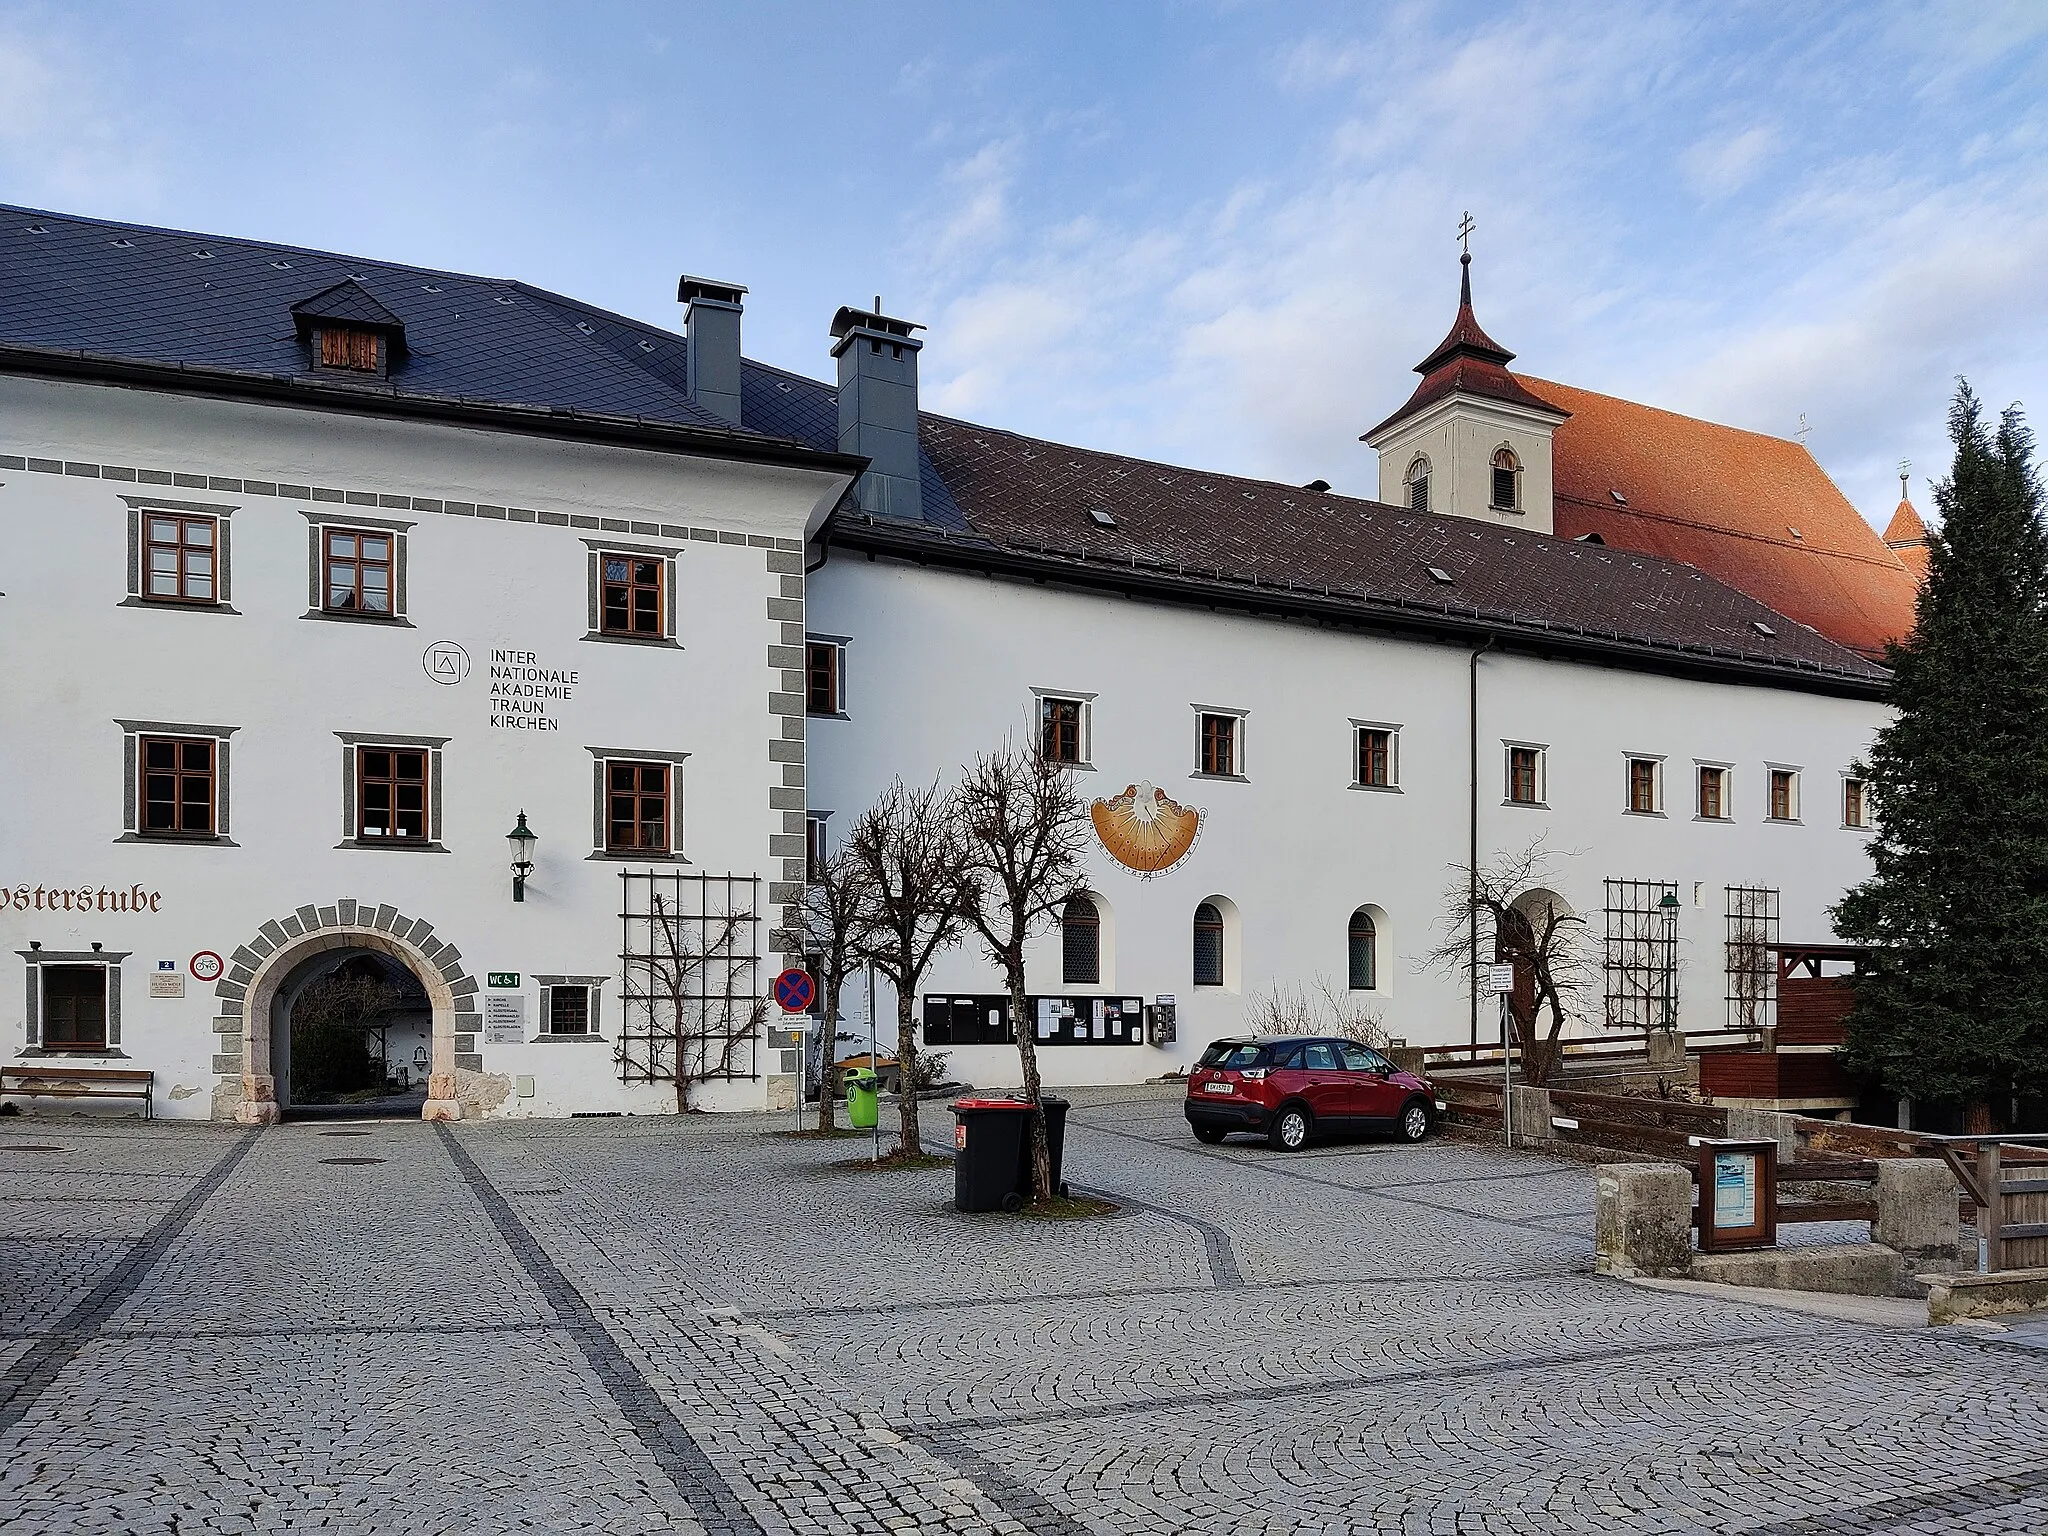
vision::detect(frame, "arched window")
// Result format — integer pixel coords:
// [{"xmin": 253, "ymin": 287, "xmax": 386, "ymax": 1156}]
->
[
  {"xmin": 1404, "ymin": 455, "xmax": 1431, "ymax": 513},
  {"xmin": 1193, "ymin": 902, "xmax": 1224, "ymax": 987},
  {"xmin": 1062, "ymin": 895, "xmax": 1100, "ymax": 985},
  {"xmin": 1348, "ymin": 908, "xmax": 1378, "ymax": 990},
  {"xmin": 1491, "ymin": 447, "xmax": 1521, "ymax": 511}
]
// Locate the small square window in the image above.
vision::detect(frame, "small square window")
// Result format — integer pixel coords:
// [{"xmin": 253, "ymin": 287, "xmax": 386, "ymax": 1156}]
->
[
  {"xmin": 140, "ymin": 735, "xmax": 216, "ymax": 837},
  {"xmin": 144, "ymin": 513, "xmax": 218, "ymax": 603},
  {"xmin": 1198, "ymin": 713, "xmax": 1238, "ymax": 776},
  {"xmin": 358, "ymin": 747, "xmax": 430, "ymax": 841},
  {"xmin": 806, "ymin": 641, "xmax": 842, "ymax": 715},
  {"xmin": 1041, "ymin": 696, "xmax": 1087, "ymax": 765},
  {"xmin": 601, "ymin": 554, "xmax": 664, "ymax": 637},
  {"xmin": 1698, "ymin": 765, "xmax": 1729, "ymax": 820},
  {"xmin": 1626, "ymin": 757, "xmax": 1660, "ymax": 815},
  {"xmin": 320, "ymin": 327, "xmax": 381, "ymax": 372},
  {"xmin": 40, "ymin": 965, "xmax": 109, "ymax": 1051},
  {"xmin": 547, "ymin": 986, "xmax": 591, "ymax": 1035},
  {"xmin": 1506, "ymin": 745, "xmax": 1545, "ymax": 806},
  {"xmin": 607, "ymin": 761, "xmax": 672, "ymax": 853},
  {"xmin": 1843, "ymin": 777, "xmax": 1869, "ymax": 830},
  {"xmin": 1768, "ymin": 769, "xmax": 1799, "ymax": 822},
  {"xmin": 1354, "ymin": 726, "xmax": 1397, "ymax": 789},
  {"xmin": 324, "ymin": 529, "xmax": 394, "ymax": 615}
]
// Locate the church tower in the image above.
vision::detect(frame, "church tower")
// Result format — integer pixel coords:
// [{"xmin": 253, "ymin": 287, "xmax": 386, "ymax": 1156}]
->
[{"xmin": 1362, "ymin": 253, "xmax": 1569, "ymax": 533}]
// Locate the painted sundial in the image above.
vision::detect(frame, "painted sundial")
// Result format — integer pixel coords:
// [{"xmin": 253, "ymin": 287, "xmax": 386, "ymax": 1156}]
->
[{"xmin": 1090, "ymin": 781, "xmax": 1203, "ymax": 877}]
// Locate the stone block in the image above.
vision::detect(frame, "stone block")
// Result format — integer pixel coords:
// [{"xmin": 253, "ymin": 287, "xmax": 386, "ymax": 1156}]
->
[
  {"xmin": 1726, "ymin": 1107, "xmax": 1801, "ymax": 1164},
  {"xmin": 1508, "ymin": 1084, "xmax": 1553, "ymax": 1144},
  {"xmin": 1646, "ymin": 1028, "xmax": 1687, "ymax": 1070},
  {"xmin": 1875, "ymin": 1158, "xmax": 1961, "ymax": 1271},
  {"xmin": 1693, "ymin": 1243, "xmax": 1905, "ymax": 1296},
  {"xmin": 1595, "ymin": 1163, "xmax": 1694, "ymax": 1278},
  {"xmin": 1924, "ymin": 1267, "xmax": 2048, "ymax": 1324}
]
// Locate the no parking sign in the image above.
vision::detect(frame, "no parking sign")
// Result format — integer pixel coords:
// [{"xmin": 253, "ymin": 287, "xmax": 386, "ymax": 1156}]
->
[{"xmin": 773, "ymin": 968, "xmax": 815, "ymax": 1013}]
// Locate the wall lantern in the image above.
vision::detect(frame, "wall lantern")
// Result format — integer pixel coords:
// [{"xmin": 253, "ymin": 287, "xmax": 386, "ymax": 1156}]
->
[
  {"xmin": 1657, "ymin": 889, "xmax": 1682, "ymax": 1029},
  {"xmin": 506, "ymin": 810, "xmax": 537, "ymax": 903}
]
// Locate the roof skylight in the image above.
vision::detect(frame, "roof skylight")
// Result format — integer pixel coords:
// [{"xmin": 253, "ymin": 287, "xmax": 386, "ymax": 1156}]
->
[
  {"xmin": 1089, "ymin": 509, "xmax": 1118, "ymax": 529},
  {"xmin": 1426, "ymin": 565, "xmax": 1455, "ymax": 585},
  {"xmin": 1752, "ymin": 621, "xmax": 1777, "ymax": 638}
]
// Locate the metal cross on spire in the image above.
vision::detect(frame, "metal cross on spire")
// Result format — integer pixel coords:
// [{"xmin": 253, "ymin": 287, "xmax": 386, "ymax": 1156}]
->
[
  {"xmin": 1456, "ymin": 211, "xmax": 1476, "ymax": 257},
  {"xmin": 1899, "ymin": 459, "xmax": 1911, "ymax": 499}
]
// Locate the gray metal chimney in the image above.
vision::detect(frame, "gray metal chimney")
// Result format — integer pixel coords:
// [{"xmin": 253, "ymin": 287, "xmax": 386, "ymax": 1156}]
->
[
  {"xmin": 830, "ymin": 301, "xmax": 923, "ymax": 520},
  {"xmin": 678, "ymin": 275, "xmax": 747, "ymax": 426}
]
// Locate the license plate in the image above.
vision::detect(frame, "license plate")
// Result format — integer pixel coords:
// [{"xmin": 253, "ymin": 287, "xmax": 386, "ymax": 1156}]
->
[{"xmin": 1204, "ymin": 1082, "xmax": 1235, "ymax": 1095}]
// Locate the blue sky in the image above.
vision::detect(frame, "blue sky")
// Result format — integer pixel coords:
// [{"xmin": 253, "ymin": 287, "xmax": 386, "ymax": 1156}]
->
[{"xmin": 2, "ymin": 1, "xmax": 2044, "ymax": 526}]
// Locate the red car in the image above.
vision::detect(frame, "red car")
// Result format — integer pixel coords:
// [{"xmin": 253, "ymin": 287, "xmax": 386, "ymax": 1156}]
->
[{"xmin": 1183, "ymin": 1035, "xmax": 1444, "ymax": 1150}]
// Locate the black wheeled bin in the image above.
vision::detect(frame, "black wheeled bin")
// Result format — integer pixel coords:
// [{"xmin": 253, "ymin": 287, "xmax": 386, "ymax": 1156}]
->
[
  {"xmin": 951, "ymin": 1098, "xmax": 1030, "ymax": 1212},
  {"xmin": 1029, "ymin": 1095, "xmax": 1072, "ymax": 1200}
]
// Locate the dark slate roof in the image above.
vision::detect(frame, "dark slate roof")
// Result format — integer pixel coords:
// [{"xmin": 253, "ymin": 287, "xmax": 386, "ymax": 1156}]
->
[
  {"xmin": 0, "ymin": 203, "xmax": 742, "ymax": 432},
  {"xmin": 290, "ymin": 278, "xmax": 406, "ymax": 335}
]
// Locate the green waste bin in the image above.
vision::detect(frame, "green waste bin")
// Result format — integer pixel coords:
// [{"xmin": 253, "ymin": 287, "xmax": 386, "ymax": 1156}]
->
[{"xmin": 845, "ymin": 1067, "xmax": 880, "ymax": 1130}]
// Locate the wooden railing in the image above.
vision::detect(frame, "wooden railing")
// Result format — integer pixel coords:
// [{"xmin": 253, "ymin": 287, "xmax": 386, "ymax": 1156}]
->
[
  {"xmin": 1419, "ymin": 1028, "xmax": 1758, "ymax": 1075},
  {"xmin": 1921, "ymin": 1135, "xmax": 2048, "ymax": 1273}
]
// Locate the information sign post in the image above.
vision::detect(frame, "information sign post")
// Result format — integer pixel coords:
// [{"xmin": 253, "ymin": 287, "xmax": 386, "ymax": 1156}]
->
[
  {"xmin": 1489, "ymin": 963, "xmax": 1516, "ymax": 1146},
  {"xmin": 1693, "ymin": 1137, "xmax": 1778, "ymax": 1252}
]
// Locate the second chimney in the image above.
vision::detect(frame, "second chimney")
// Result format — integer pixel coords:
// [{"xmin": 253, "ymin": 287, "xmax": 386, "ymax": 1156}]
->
[
  {"xmin": 678, "ymin": 275, "xmax": 747, "ymax": 427},
  {"xmin": 830, "ymin": 301, "xmax": 923, "ymax": 521}
]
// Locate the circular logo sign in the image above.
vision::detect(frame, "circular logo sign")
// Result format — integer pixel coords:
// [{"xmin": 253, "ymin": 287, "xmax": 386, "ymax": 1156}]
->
[
  {"xmin": 773, "ymin": 968, "xmax": 816, "ymax": 1013},
  {"xmin": 190, "ymin": 951, "xmax": 225, "ymax": 983},
  {"xmin": 422, "ymin": 641, "xmax": 471, "ymax": 685}
]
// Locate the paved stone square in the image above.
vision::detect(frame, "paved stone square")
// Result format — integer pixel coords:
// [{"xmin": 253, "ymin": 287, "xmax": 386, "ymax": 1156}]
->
[{"xmin": 4, "ymin": 1086, "xmax": 2046, "ymax": 1534}]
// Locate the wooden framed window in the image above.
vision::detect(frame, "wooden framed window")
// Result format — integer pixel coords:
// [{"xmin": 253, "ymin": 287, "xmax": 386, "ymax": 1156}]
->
[
  {"xmin": 1769, "ymin": 769, "xmax": 1799, "ymax": 822},
  {"xmin": 1506, "ymin": 746, "xmax": 1544, "ymax": 806},
  {"xmin": 1355, "ymin": 727, "xmax": 1395, "ymax": 788},
  {"xmin": 806, "ymin": 641, "xmax": 842, "ymax": 715},
  {"xmin": 140, "ymin": 736, "xmax": 216, "ymax": 837},
  {"xmin": 547, "ymin": 986, "xmax": 591, "ymax": 1035},
  {"xmin": 1698, "ymin": 765, "xmax": 1729, "ymax": 820},
  {"xmin": 1843, "ymin": 778, "xmax": 1869, "ymax": 829},
  {"xmin": 607, "ymin": 761, "xmax": 671, "ymax": 853},
  {"xmin": 1062, "ymin": 895, "xmax": 1101, "ymax": 985},
  {"xmin": 806, "ymin": 813, "xmax": 830, "ymax": 881},
  {"xmin": 1198, "ymin": 713, "xmax": 1238, "ymax": 776},
  {"xmin": 1491, "ymin": 448, "xmax": 1521, "ymax": 511},
  {"xmin": 324, "ymin": 528, "xmax": 394, "ymax": 615},
  {"xmin": 144, "ymin": 513, "xmax": 217, "ymax": 603},
  {"xmin": 1193, "ymin": 902, "xmax": 1224, "ymax": 988},
  {"xmin": 320, "ymin": 327, "xmax": 380, "ymax": 372},
  {"xmin": 1627, "ymin": 757, "xmax": 1659, "ymax": 815},
  {"xmin": 1348, "ymin": 908, "xmax": 1377, "ymax": 990},
  {"xmin": 601, "ymin": 554, "xmax": 664, "ymax": 636},
  {"xmin": 357, "ymin": 747, "xmax": 430, "ymax": 842},
  {"xmin": 1041, "ymin": 696, "xmax": 1086, "ymax": 765},
  {"xmin": 40, "ymin": 965, "xmax": 108, "ymax": 1051}
]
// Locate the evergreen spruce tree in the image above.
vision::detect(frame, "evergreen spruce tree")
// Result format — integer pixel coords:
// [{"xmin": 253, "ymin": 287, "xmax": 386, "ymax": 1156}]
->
[{"xmin": 1835, "ymin": 384, "xmax": 2048, "ymax": 1131}]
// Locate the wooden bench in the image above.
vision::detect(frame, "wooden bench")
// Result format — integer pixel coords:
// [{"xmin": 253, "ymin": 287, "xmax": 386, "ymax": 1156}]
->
[{"xmin": 0, "ymin": 1063, "xmax": 155, "ymax": 1119}]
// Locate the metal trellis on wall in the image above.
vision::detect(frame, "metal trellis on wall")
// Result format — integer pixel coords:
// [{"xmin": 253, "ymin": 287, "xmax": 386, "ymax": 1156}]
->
[
  {"xmin": 617, "ymin": 871, "xmax": 763, "ymax": 1087},
  {"xmin": 1603, "ymin": 879, "xmax": 1678, "ymax": 1030},
  {"xmin": 1724, "ymin": 884, "xmax": 1781, "ymax": 1035}
]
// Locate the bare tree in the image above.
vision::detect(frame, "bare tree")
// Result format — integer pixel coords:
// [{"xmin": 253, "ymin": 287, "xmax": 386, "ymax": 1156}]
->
[
  {"xmin": 847, "ymin": 778, "xmax": 973, "ymax": 1155},
  {"xmin": 1427, "ymin": 841, "xmax": 1592, "ymax": 1086},
  {"xmin": 1247, "ymin": 977, "xmax": 1391, "ymax": 1050},
  {"xmin": 954, "ymin": 737, "xmax": 1090, "ymax": 1202},
  {"xmin": 633, "ymin": 895, "xmax": 763, "ymax": 1113},
  {"xmin": 789, "ymin": 839, "xmax": 876, "ymax": 1131}
]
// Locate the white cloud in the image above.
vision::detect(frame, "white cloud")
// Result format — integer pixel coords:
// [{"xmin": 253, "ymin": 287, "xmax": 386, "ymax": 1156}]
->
[{"xmin": 1682, "ymin": 126, "xmax": 1779, "ymax": 197}]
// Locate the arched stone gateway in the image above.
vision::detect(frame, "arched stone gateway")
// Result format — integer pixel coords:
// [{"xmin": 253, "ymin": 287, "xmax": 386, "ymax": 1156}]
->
[{"xmin": 209, "ymin": 901, "xmax": 478, "ymax": 1123}]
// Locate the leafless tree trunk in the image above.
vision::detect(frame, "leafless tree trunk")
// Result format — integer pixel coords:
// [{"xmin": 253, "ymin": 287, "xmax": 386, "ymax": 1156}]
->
[
  {"xmin": 954, "ymin": 738, "xmax": 1089, "ymax": 1202},
  {"xmin": 847, "ymin": 778, "xmax": 972, "ymax": 1156},
  {"xmin": 790, "ymin": 841, "xmax": 876, "ymax": 1131},
  {"xmin": 644, "ymin": 897, "xmax": 759, "ymax": 1112},
  {"xmin": 1427, "ymin": 841, "xmax": 1591, "ymax": 1087}
]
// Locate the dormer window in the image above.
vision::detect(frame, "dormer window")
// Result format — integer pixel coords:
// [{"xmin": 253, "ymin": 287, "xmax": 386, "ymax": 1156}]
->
[
  {"xmin": 1405, "ymin": 455, "xmax": 1432, "ymax": 513},
  {"xmin": 320, "ymin": 327, "xmax": 380, "ymax": 372},
  {"xmin": 1491, "ymin": 447, "xmax": 1521, "ymax": 511}
]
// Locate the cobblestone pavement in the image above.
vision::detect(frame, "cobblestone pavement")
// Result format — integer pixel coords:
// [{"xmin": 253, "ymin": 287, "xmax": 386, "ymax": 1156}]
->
[{"xmin": 4, "ymin": 1087, "xmax": 2047, "ymax": 1534}]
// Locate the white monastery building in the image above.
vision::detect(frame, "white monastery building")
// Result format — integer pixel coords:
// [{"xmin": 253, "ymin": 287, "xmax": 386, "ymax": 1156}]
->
[{"xmin": 1, "ymin": 207, "xmax": 1921, "ymax": 1117}]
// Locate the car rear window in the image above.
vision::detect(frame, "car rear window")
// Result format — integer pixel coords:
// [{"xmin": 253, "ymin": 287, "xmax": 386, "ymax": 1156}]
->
[{"xmin": 1197, "ymin": 1042, "xmax": 1266, "ymax": 1072}]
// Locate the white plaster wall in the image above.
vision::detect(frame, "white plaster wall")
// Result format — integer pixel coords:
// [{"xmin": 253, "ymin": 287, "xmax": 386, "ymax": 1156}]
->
[
  {"xmin": 0, "ymin": 378, "xmax": 843, "ymax": 1118},
  {"xmin": 807, "ymin": 555, "xmax": 1886, "ymax": 1090},
  {"xmin": 1370, "ymin": 396, "xmax": 1560, "ymax": 535}
]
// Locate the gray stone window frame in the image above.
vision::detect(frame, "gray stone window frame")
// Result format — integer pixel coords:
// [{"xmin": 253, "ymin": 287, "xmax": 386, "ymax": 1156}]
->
[
  {"xmin": 1841, "ymin": 773, "xmax": 1873, "ymax": 833},
  {"xmin": 335, "ymin": 732, "xmax": 450, "ymax": 852},
  {"xmin": 1503, "ymin": 739, "xmax": 1549, "ymax": 810},
  {"xmin": 16, "ymin": 948, "xmax": 131, "ymax": 1055},
  {"xmin": 1695, "ymin": 760, "xmax": 1735, "ymax": 823},
  {"xmin": 534, "ymin": 974, "xmax": 609, "ymax": 1040},
  {"xmin": 1765, "ymin": 762, "xmax": 1804, "ymax": 825},
  {"xmin": 1622, "ymin": 752, "xmax": 1667, "ymax": 818},
  {"xmin": 1350, "ymin": 719, "xmax": 1402, "ymax": 793},
  {"xmin": 1190, "ymin": 703, "xmax": 1250, "ymax": 783},
  {"xmin": 115, "ymin": 718, "xmax": 240, "ymax": 845},
  {"xmin": 119, "ymin": 495, "xmax": 239, "ymax": 614},
  {"xmin": 805, "ymin": 631, "xmax": 851, "ymax": 719},
  {"xmin": 301, "ymin": 510, "xmax": 416, "ymax": 627},
  {"xmin": 586, "ymin": 746, "xmax": 692, "ymax": 862},
  {"xmin": 1031, "ymin": 686, "xmax": 1097, "ymax": 771},
  {"xmin": 582, "ymin": 538, "xmax": 682, "ymax": 649}
]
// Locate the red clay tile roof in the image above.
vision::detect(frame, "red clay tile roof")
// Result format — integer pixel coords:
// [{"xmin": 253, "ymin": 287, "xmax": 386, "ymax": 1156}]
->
[
  {"xmin": 1527, "ymin": 377, "xmax": 1921, "ymax": 658},
  {"xmin": 1364, "ymin": 257, "xmax": 1567, "ymax": 440},
  {"xmin": 1884, "ymin": 498, "xmax": 1931, "ymax": 583}
]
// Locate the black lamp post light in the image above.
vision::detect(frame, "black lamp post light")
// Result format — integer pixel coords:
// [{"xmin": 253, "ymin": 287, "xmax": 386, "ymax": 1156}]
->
[
  {"xmin": 507, "ymin": 811, "xmax": 536, "ymax": 903},
  {"xmin": 1657, "ymin": 888, "xmax": 1681, "ymax": 1029}
]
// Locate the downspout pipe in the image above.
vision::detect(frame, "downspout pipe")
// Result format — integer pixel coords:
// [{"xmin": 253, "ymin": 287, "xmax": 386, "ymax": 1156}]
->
[{"xmin": 1469, "ymin": 636, "xmax": 1495, "ymax": 1048}]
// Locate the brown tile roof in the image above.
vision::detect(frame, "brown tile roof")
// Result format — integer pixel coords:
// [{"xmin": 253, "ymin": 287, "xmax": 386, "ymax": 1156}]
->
[
  {"xmin": 1528, "ymin": 378, "xmax": 1921, "ymax": 659},
  {"xmin": 1364, "ymin": 256, "xmax": 1566, "ymax": 440},
  {"xmin": 824, "ymin": 412, "xmax": 1889, "ymax": 697},
  {"xmin": 1884, "ymin": 498, "xmax": 1931, "ymax": 583}
]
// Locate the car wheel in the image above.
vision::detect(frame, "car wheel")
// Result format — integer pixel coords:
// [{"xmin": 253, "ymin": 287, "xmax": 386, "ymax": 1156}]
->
[
  {"xmin": 1398, "ymin": 1099, "xmax": 1431, "ymax": 1144},
  {"xmin": 1268, "ymin": 1105, "xmax": 1312, "ymax": 1152},
  {"xmin": 1191, "ymin": 1124, "xmax": 1227, "ymax": 1145}
]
